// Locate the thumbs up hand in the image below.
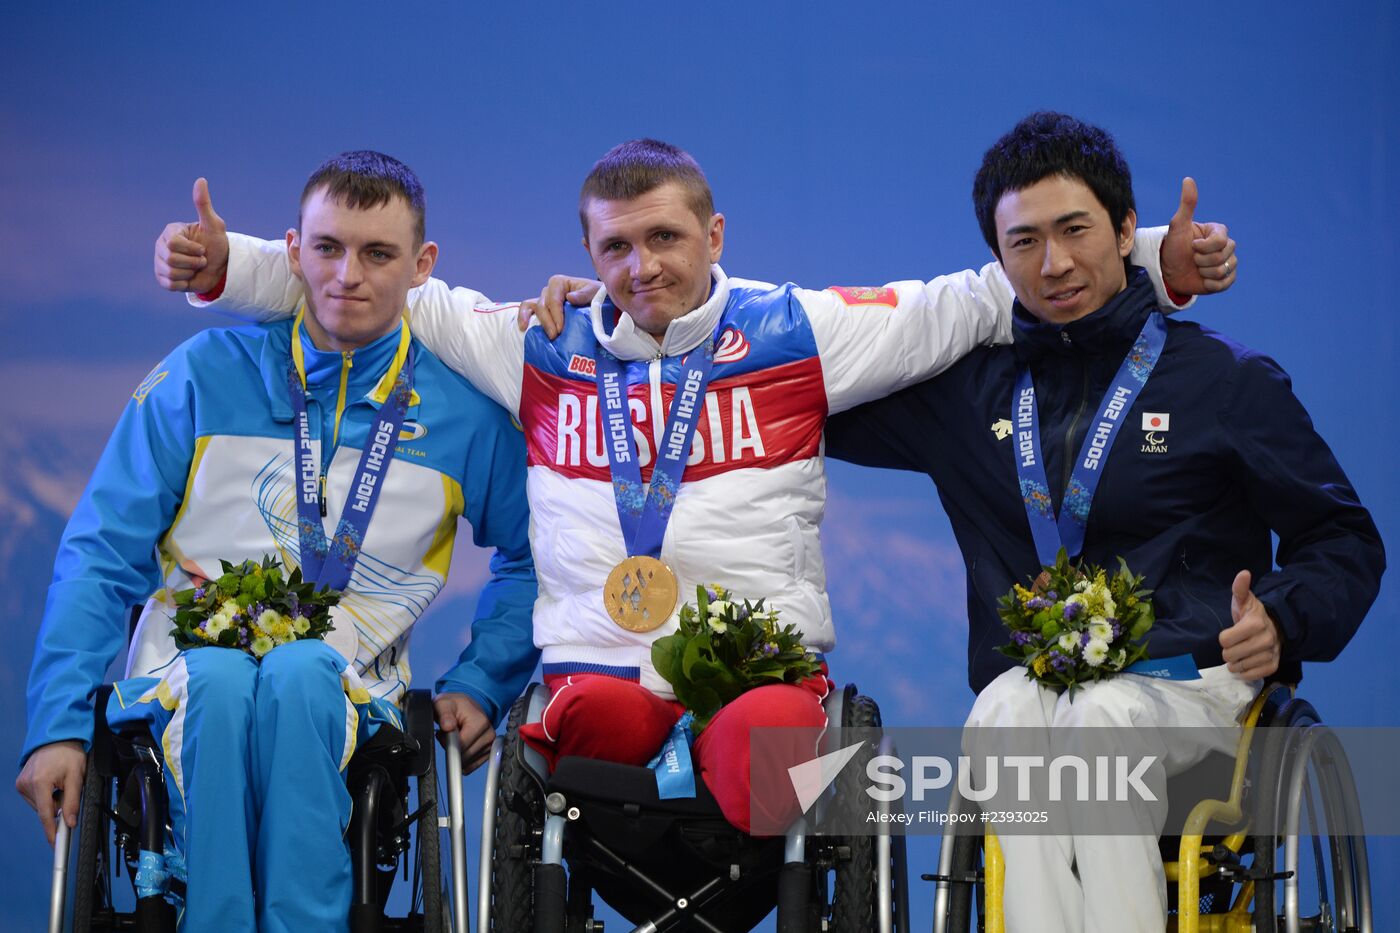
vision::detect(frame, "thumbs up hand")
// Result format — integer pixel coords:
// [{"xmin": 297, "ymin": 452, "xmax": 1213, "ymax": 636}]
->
[
  {"xmin": 1218, "ymin": 570, "xmax": 1282, "ymax": 681},
  {"xmin": 1159, "ymin": 177, "xmax": 1238, "ymax": 298},
  {"xmin": 154, "ymin": 177, "xmax": 230, "ymax": 295}
]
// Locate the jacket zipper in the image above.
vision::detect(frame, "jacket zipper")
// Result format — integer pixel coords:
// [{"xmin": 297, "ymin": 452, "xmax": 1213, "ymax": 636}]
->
[
  {"xmin": 318, "ymin": 349, "xmax": 356, "ymax": 518},
  {"xmin": 1059, "ymin": 361, "xmax": 1092, "ymax": 498}
]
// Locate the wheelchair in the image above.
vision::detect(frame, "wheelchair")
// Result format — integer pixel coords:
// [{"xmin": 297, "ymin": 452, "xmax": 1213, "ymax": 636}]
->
[
  {"xmin": 927, "ymin": 683, "xmax": 1372, "ymax": 933},
  {"xmin": 477, "ymin": 681, "xmax": 911, "ymax": 932},
  {"xmin": 49, "ymin": 684, "xmax": 470, "ymax": 932}
]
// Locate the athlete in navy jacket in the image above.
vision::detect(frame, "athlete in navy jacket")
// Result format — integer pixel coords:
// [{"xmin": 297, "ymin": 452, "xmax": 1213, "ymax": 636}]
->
[
  {"xmin": 825, "ymin": 112, "xmax": 1383, "ymax": 933},
  {"xmin": 826, "ymin": 266, "xmax": 1383, "ymax": 694}
]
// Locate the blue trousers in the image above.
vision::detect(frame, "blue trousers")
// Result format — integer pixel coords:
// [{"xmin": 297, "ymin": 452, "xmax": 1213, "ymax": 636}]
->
[{"xmin": 108, "ymin": 640, "xmax": 394, "ymax": 932}]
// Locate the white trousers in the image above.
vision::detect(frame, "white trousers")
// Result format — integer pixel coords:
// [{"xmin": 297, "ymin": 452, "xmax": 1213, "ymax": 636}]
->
[{"xmin": 963, "ymin": 665, "xmax": 1258, "ymax": 933}]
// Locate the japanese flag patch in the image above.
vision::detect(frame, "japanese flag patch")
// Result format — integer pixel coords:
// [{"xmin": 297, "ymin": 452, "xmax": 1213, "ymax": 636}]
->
[{"xmin": 1141, "ymin": 412, "xmax": 1170, "ymax": 431}]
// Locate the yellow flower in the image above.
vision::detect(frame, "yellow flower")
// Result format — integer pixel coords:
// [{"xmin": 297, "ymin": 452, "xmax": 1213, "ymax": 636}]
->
[
  {"xmin": 1014, "ymin": 583, "xmax": 1035, "ymax": 607},
  {"xmin": 250, "ymin": 635, "xmax": 275, "ymax": 658},
  {"xmin": 1032, "ymin": 654, "xmax": 1051, "ymax": 677}
]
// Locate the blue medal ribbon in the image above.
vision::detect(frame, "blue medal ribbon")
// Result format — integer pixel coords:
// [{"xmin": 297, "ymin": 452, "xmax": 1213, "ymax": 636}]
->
[
  {"xmin": 1123, "ymin": 654, "xmax": 1200, "ymax": 680},
  {"xmin": 648, "ymin": 712, "xmax": 697, "ymax": 799},
  {"xmin": 287, "ymin": 344, "xmax": 415, "ymax": 591},
  {"xmin": 1013, "ymin": 312, "xmax": 1167, "ymax": 565},
  {"xmin": 594, "ymin": 313, "xmax": 728, "ymax": 561}
]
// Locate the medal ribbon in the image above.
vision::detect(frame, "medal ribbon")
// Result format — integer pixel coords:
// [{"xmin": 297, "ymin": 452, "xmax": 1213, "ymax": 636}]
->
[
  {"xmin": 1013, "ymin": 312, "xmax": 1167, "ymax": 565},
  {"xmin": 288, "ymin": 343, "xmax": 416, "ymax": 591},
  {"xmin": 595, "ymin": 313, "xmax": 728, "ymax": 560}
]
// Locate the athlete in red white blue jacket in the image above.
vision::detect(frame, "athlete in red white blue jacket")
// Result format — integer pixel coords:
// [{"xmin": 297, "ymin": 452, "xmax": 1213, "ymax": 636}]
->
[{"xmin": 167, "ymin": 139, "xmax": 1232, "ymax": 833}]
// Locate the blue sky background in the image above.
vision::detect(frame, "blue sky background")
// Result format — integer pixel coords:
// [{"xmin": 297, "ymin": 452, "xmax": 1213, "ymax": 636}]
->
[{"xmin": 1, "ymin": 2, "xmax": 1395, "ymax": 929}]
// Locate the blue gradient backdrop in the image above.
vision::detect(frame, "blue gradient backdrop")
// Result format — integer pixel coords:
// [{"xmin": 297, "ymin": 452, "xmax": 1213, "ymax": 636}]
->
[{"xmin": 2, "ymin": 3, "xmax": 1395, "ymax": 930}]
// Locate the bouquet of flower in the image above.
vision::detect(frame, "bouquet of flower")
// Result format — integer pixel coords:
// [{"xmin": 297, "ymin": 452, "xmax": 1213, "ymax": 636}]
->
[
  {"xmin": 652, "ymin": 585, "xmax": 823, "ymax": 733},
  {"xmin": 996, "ymin": 550, "xmax": 1154, "ymax": 696},
  {"xmin": 169, "ymin": 556, "xmax": 338, "ymax": 658}
]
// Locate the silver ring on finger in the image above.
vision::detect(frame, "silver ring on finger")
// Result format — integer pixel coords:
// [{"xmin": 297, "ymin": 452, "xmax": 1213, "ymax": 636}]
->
[{"xmin": 1223, "ymin": 258, "xmax": 1232, "ymax": 276}]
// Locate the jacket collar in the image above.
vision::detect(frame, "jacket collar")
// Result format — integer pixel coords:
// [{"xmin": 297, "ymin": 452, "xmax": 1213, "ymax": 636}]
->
[
  {"xmin": 1012, "ymin": 267, "xmax": 1157, "ymax": 364},
  {"xmin": 260, "ymin": 312, "xmax": 419, "ymax": 422},
  {"xmin": 588, "ymin": 264, "xmax": 730, "ymax": 360}
]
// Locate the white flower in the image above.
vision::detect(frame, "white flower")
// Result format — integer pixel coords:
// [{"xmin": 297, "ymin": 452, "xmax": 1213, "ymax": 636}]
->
[
  {"xmin": 220, "ymin": 599, "xmax": 241, "ymax": 618},
  {"xmin": 1113, "ymin": 649, "xmax": 1127, "ymax": 668},
  {"xmin": 1088, "ymin": 617, "xmax": 1113, "ymax": 642},
  {"xmin": 1065, "ymin": 593, "xmax": 1085, "ymax": 608},
  {"xmin": 1074, "ymin": 579, "xmax": 1090, "ymax": 592},
  {"xmin": 708, "ymin": 600, "xmax": 732, "ymax": 617},
  {"xmin": 292, "ymin": 615, "xmax": 311, "ymax": 635},
  {"xmin": 1083, "ymin": 639, "xmax": 1110, "ymax": 667},
  {"xmin": 250, "ymin": 635, "xmax": 275, "ymax": 658},
  {"xmin": 707, "ymin": 618, "xmax": 728, "ymax": 634},
  {"xmin": 1057, "ymin": 632, "xmax": 1080, "ymax": 654},
  {"xmin": 257, "ymin": 609, "xmax": 281, "ymax": 630},
  {"xmin": 206, "ymin": 613, "xmax": 231, "ymax": 637}
]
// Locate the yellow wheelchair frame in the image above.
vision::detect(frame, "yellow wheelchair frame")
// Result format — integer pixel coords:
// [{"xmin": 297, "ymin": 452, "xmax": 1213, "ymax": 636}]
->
[{"xmin": 932, "ymin": 683, "xmax": 1373, "ymax": 933}]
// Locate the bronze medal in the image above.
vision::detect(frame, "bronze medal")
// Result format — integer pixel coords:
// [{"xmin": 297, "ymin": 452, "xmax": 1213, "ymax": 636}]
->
[{"xmin": 604, "ymin": 555, "xmax": 679, "ymax": 633}]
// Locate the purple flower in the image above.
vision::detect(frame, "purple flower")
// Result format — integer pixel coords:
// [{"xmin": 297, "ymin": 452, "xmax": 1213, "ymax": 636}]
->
[
  {"xmin": 1050, "ymin": 650, "xmax": 1072, "ymax": 672},
  {"xmin": 1046, "ymin": 591, "xmax": 1059, "ymax": 601},
  {"xmin": 1110, "ymin": 621, "xmax": 1122, "ymax": 639},
  {"xmin": 1011, "ymin": 631, "xmax": 1032, "ymax": 646},
  {"xmin": 1063, "ymin": 602, "xmax": 1083, "ymax": 621},
  {"xmin": 705, "ymin": 587, "xmax": 719, "ymax": 602},
  {"xmin": 1081, "ymin": 631, "xmax": 1092, "ymax": 647},
  {"xmin": 1026, "ymin": 597, "xmax": 1047, "ymax": 611},
  {"xmin": 194, "ymin": 587, "xmax": 206, "ymax": 600}
]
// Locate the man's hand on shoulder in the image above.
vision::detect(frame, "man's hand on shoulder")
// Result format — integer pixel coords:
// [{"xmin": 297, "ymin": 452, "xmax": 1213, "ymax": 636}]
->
[
  {"xmin": 517, "ymin": 274, "xmax": 602, "ymax": 339},
  {"xmin": 15, "ymin": 740, "xmax": 86, "ymax": 846},
  {"xmin": 1160, "ymin": 177, "xmax": 1238, "ymax": 297},
  {"xmin": 433, "ymin": 691, "xmax": 495, "ymax": 773},
  {"xmin": 154, "ymin": 177, "xmax": 230, "ymax": 295},
  {"xmin": 1219, "ymin": 570, "xmax": 1282, "ymax": 681}
]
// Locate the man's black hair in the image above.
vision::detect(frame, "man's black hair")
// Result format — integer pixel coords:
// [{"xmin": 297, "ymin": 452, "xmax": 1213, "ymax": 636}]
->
[
  {"xmin": 300, "ymin": 150, "xmax": 427, "ymax": 246},
  {"xmin": 973, "ymin": 112, "xmax": 1135, "ymax": 258}
]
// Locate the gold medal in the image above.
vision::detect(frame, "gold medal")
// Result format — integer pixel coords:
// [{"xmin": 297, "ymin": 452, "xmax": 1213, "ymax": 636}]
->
[{"xmin": 603, "ymin": 555, "xmax": 679, "ymax": 633}]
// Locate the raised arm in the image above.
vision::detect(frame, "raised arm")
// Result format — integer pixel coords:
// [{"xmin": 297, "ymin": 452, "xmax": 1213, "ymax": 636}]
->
[
  {"xmin": 807, "ymin": 214, "xmax": 1229, "ymax": 414},
  {"xmin": 154, "ymin": 180, "xmax": 528, "ymax": 414}
]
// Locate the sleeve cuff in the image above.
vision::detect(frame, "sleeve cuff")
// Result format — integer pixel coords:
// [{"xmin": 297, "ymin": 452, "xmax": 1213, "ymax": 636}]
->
[{"xmin": 196, "ymin": 270, "xmax": 228, "ymax": 303}]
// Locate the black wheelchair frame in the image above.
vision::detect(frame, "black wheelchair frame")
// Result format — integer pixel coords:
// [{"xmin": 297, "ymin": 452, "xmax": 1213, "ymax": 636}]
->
[
  {"xmin": 478, "ymin": 681, "xmax": 911, "ymax": 933},
  {"xmin": 52, "ymin": 685, "xmax": 464, "ymax": 932}
]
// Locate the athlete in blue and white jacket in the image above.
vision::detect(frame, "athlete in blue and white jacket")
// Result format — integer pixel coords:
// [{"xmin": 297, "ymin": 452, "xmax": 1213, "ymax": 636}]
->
[{"xmin": 19, "ymin": 152, "xmax": 537, "ymax": 932}]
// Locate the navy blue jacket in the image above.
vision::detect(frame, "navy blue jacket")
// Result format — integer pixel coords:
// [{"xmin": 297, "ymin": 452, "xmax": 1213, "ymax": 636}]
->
[{"xmin": 825, "ymin": 270, "xmax": 1384, "ymax": 693}]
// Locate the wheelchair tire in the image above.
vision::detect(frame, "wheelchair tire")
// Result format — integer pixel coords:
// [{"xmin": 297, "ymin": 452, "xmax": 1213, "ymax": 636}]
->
[
  {"xmin": 828, "ymin": 693, "xmax": 881, "ymax": 933},
  {"xmin": 1250, "ymin": 697, "xmax": 1372, "ymax": 933},
  {"xmin": 936, "ymin": 831, "xmax": 982, "ymax": 933},
  {"xmin": 489, "ymin": 694, "xmax": 542, "ymax": 932},
  {"xmin": 72, "ymin": 752, "xmax": 108, "ymax": 933},
  {"xmin": 417, "ymin": 744, "xmax": 448, "ymax": 933}
]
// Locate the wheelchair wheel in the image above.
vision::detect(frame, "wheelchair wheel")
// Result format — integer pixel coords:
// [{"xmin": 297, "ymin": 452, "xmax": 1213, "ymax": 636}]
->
[
  {"xmin": 416, "ymin": 743, "xmax": 448, "ymax": 933},
  {"xmin": 489, "ymin": 693, "xmax": 543, "ymax": 932},
  {"xmin": 828, "ymin": 692, "xmax": 908, "ymax": 933},
  {"xmin": 934, "ymin": 831, "xmax": 982, "ymax": 933},
  {"xmin": 1251, "ymin": 697, "xmax": 1371, "ymax": 933},
  {"xmin": 72, "ymin": 752, "xmax": 109, "ymax": 933}
]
